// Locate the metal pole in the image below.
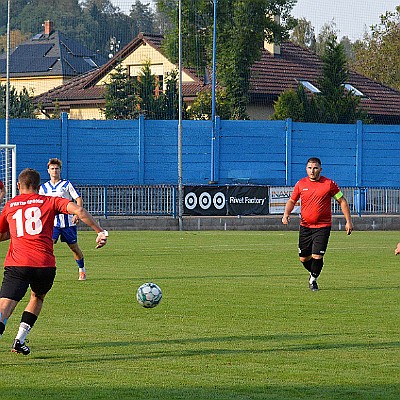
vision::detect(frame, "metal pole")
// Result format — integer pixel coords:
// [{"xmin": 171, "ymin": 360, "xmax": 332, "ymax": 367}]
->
[
  {"xmin": 177, "ymin": 0, "xmax": 183, "ymax": 230},
  {"xmin": 5, "ymin": 0, "xmax": 10, "ymax": 145},
  {"xmin": 210, "ymin": 0, "xmax": 217, "ymax": 183}
]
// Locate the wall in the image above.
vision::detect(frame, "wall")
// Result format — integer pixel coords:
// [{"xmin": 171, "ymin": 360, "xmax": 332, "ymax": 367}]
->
[{"xmin": 2, "ymin": 115, "xmax": 400, "ymax": 187}]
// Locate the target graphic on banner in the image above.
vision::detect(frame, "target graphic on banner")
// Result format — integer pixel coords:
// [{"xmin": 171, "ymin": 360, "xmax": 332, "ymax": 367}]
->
[
  {"xmin": 213, "ymin": 192, "xmax": 226, "ymax": 209},
  {"xmin": 184, "ymin": 192, "xmax": 198, "ymax": 210},
  {"xmin": 184, "ymin": 190, "xmax": 226, "ymax": 211}
]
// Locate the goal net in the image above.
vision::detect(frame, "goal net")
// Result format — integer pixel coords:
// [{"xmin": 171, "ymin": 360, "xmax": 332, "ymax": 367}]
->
[{"xmin": 0, "ymin": 145, "xmax": 17, "ymax": 204}]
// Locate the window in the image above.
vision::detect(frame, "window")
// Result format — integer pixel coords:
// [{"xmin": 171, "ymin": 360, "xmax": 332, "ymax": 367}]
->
[
  {"xmin": 343, "ymin": 84, "xmax": 364, "ymax": 96},
  {"xmin": 299, "ymin": 80, "xmax": 321, "ymax": 93},
  {"xmin": 83, "ymin": 57, "xmax": 98, "ymax": 68}
]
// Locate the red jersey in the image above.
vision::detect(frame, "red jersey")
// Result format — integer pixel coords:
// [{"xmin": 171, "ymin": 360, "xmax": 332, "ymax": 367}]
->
[
  {"xmin": 290, "ymin": 176, "xmax": 342, "ymax": 228},
  {"xmin": 0, "ymin": 193, "xmax": 71, "ymax": 267}
]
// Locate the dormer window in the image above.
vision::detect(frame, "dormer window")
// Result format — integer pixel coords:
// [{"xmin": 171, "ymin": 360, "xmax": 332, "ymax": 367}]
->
[{"xmin": 299, "ymin": 80, "xmax": 321, "ymax": 93}]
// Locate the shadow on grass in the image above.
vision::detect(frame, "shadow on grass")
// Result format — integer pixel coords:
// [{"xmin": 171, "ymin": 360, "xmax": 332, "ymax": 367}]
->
[
  {"xmin": 2, "ymin": 383, "xmax": 400, "ymax": 400},
  {"xmin": 14, "ymin": 333, "xmax": 399, "ymax": 364}
]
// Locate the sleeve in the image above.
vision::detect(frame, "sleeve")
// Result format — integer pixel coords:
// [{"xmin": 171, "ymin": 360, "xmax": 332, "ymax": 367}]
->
[
  {"xmin": 53, "ymin": 197, "xmax": 72, "ymax": 214},
  {"xmin": 330, "ymin": 180, "xmax": 343, "ymax": 199},
  {"xmin": 290, "ymin": 182, "xmax": 300, "ymax": 202},
  {"xmin": 67, "ymin": 181, "xmax": 81, "ymax": 200}
]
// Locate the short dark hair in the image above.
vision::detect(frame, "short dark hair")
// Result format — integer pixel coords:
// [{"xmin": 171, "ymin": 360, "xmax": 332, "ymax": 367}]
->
[
  {"xmin": 47, "ymin": 158, "xmax": 62, "ymax": 168},
  {"xmin": 307, "ymin": 157, "xmax": 321, "ymax": 166},
  {"xmin": 18, "ymin": 168, "xmax": 41, "ymax": 190}
]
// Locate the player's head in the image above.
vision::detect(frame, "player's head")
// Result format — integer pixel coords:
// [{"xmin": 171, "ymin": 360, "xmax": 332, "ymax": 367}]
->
[
  {"xmin": 47, "ymin": 158, "xmax": 62, "ymax": 169},
  {"xmin": 306, "ymin": 157, "xmax": 322, "ymax": 181},
  {"xmin": 47, "ymin": 158, "xmax": 62, "ymax": 179},
  {"xmin": 306, "ymin": 157, "xmax": 321, "ymax": 166},
  {"xmin": 18, "ymin": 168, "xmax": 41, "ymax": 191}
]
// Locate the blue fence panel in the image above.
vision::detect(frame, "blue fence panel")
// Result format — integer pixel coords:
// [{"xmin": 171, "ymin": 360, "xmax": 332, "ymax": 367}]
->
[
  {"xmin": 362, "ymin": 124, "xmax": 400, "ymax": 187},
  {"xmin": 289, "ymin": 122, "xmax": 358, "ymax": 186},
  {"xmin": 66, "ymin": 119, "xmax": 139, "ymax": 185},
  {"xmin": 219, "ymin": 119, "xmax": 286, "ymax": 185},
  {"xmin": 3, "ymin": 116, "xmax": 400, "ymax": 188}
]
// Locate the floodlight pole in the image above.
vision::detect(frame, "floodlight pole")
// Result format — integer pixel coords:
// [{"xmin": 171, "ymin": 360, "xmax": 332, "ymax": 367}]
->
[
  {"xmin": 177, "ymin": 0, "xmax": 183, "ymax": 230},
  {"xmin": 5, "ymin": 0, "xmax": 10, "ymax": 146},
  {"xmin": 210, "ymin": 0, "xmax": 217, "ymax": 183}
]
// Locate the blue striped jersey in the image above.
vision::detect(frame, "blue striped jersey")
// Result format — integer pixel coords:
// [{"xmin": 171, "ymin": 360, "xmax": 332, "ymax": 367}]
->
[{"xmin": 39, "ymin": 180, "xmax": 81, "ymax": 228}]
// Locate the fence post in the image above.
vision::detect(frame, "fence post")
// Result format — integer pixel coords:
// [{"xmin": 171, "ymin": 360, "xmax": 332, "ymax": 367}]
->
[
  {"xmin": 355, "ymin": 120, "xmax": 364, "ymax": 217},
  {"xmin": 285, "ymin": 118, "xmax": 293, "ymax": 185},
  {"xmin": 103, "ymin": 186, "xmax": 108, "ymax": 219},
  {"xmin": 61, "ymin": 112, "xmax": 69, "ymax": 176},
  {"xmin": 355, "ymin": 120, "xmax": 363, "ymax": 187},
  {"xmin": 210, "ymin": 116, "xmax": 220, "ymax": 183},
  {"xmin": 138, "ymin": 115, "xmax": 145, "ymax": 184}
]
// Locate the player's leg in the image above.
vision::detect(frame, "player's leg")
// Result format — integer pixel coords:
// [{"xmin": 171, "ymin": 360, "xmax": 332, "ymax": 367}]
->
[
  {"xmin": 0, "ymin": 267, "xmax": 29, "ymax": 339},
  {"xmin": 298, "ymin": 226, "xmax": 313, "ymax": 273},
  {"xmin": 61, "ymin": 227, "xmax": 86, "ymax": 280},
  {"xmin": 308, "ymin": 227, "xmax": 331, "ymax": 291},
  {"xmin": 12, "ymin": 267, "xmax": 56, "ymax": 355}
]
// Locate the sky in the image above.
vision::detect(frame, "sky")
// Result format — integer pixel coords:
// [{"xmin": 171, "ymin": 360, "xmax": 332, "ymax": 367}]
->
[
  {"xmin": 291, "ymin": 0, "xmax": 399, "ymax": 40},
  {"xmin": 112, "ymin": 0, "xmax": 399, "ymax": 41}
]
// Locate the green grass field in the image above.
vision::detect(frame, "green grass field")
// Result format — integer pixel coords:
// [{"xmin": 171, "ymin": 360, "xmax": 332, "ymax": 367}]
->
[{"xmin": 0, "ymin": 230, "xmax": 399, "ymax": 400}]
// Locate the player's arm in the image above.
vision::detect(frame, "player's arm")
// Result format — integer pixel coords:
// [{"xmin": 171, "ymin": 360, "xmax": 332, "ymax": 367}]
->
[
  {"xmin": 282, "ymin": 198, "xmax": 296, "ymax": 225},
  {"xmin": 0, "ymin": 214, "xmax": 9, "ymax": 241},
  {"xmin": 66, "ymin": 202, "xmax": 108, "ymax": 248},
  {"xmin": 0, "ymin": 231, "xmax": 10, "ymax": 241},
  {"xmin": 0, "ymin": 184, "xmax": 6, "ymax": 203},
  {"xmin": 71, "ymin": 196, "xmax": 83, "ymax": 224},
  {"xmin": 336, "ymin": 195, "xmax": 353, "ymax": 235}
]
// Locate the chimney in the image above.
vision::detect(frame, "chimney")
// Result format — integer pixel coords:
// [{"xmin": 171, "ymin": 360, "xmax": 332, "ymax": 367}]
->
[
  {"xmin": 44, "ymin": 20, "xmax": 53, "ymax": 36},
  {"xmin": 264, "ymin": 15, "xmax": 281, "ymax": 56}
]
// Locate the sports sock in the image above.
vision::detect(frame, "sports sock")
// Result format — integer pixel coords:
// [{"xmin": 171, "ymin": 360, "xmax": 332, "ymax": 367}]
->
[
  {"xmin": 15, "ymin": 322, "xmax": 31, "ymax": 344},
  {"xmin": 302, "ymin": 259, "xmax": 313, "ymax": 272},
  {"xmin": 0, "ymin": 321, "xmax": 5, "ymax": 337},
  {"xmin": 16, "ymin": 311, "xmax": 38, "ymax": 344},
  {"xmin": 310, "ymin": 258, "xmax": 324, "ymax": 279},
  {"xmin": 76, "ymin": 258, "xmax": 85, "ymax": 270}
]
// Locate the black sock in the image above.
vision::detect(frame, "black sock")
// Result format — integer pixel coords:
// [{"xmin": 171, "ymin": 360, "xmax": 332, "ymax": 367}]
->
[
  {"xmin": 21, "ymin": 311, "xmax": 38, "ymax": 329},
  {"xmin": 302, "ymin": 259, "xmax": 313, "ymax": 273},
  {"xmin": 0, "ymin": 321, "xmax": 5, "ymax": 335},
  {"xmin": 310, "ymin": 258, "xmax": 324, "ymax": 278}
]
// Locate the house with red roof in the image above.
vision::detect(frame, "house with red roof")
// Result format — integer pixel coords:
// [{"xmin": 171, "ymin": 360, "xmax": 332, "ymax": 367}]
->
[{"xmin": 34, "ymin": 32, "xmax": 400, "ymax": 123}]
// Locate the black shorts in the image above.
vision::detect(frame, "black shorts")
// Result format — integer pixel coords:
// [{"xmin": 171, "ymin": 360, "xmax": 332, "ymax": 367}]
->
[
  {"xmin": 0, "ymin": 267, "xmax": 56, "ymax": 302},
  {"xmin": 298, "ymin": 226, "xmax": 331, "ymax": 258}
]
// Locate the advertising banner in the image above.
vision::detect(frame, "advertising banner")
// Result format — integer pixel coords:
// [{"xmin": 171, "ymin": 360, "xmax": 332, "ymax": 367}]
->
[
  {"xmin": 227, "ymin": 185, "xmax": 268, "ymax": 215},
  {"xmin": 184, "ymin": 186, "xmax": 269, "ymax": 216},
  {"xmin": 268, "ymin": 186, "xmax": 300, "ymax": 214}
]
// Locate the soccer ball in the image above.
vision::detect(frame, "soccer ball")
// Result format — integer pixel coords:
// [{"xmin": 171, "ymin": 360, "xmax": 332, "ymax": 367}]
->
[{"xmin": 136, "ymin": 282, "xmax": 162, "ymax": 308}]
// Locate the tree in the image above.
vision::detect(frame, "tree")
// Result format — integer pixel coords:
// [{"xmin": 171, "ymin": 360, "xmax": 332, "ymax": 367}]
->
[
  {"xmin": 156, "ymin": 0, "xmax": 297, "ymax": 119},
  {"xmin": 315, "ymin": 36, "xmax": 366, "ymax": 123},
  {"xmin": 129, "ymin": 1, "xmax": 155, "ymax": 34},
  {"xmin": 0, "ymin": 85, "xmax": 35, "ymax": 118},
  {"xmin": 315, "ymin": 19, "xmax": 338, "ymax": 56},
  {"xmin": 103, "ymin": 65, "xmax": 140, "ymax": 119},
  {"xmin": 187, "ymin": 88, "xmax": 231, "ymax": 120},
  {"xmin": 103, "ymin": 62, "xmax": 180, "ymax": 120},
  {"xmin": 290, "ymin": 18, "xmax": 316, "ymax": 51},
  {"xmin": 351, "ymin": 6, "xmax": 400, "ymax": 91},
  {"xmin": 272, "ymin": 36, "xmax": 367, "ymax": 124}
]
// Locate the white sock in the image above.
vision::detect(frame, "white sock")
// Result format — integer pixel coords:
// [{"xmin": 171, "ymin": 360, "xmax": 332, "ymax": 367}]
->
[
  {"xmin": 15, "ymin": 322, "xmax": 31, "ymax": 343},
  {"xmin": 309, "ymin": 275, "xmax": 316, "ymax": 284},
  {"xmin": 79, "ymin": 267, "xmax": 86, "ymax": 273}
]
